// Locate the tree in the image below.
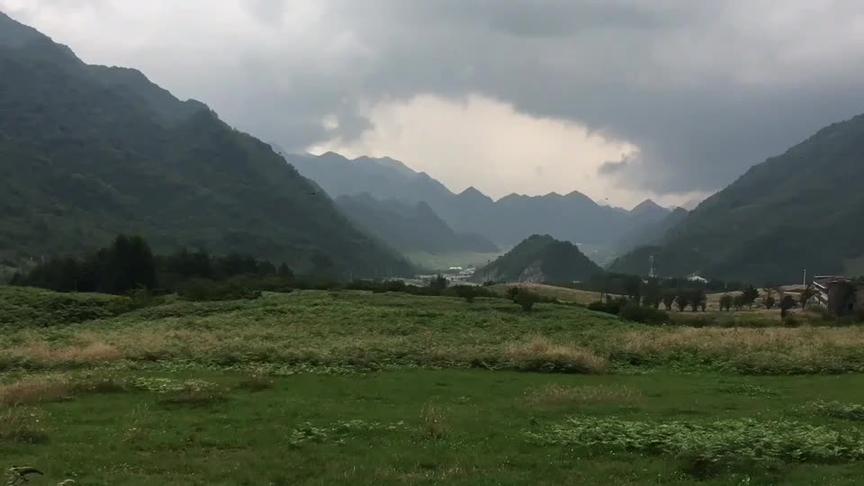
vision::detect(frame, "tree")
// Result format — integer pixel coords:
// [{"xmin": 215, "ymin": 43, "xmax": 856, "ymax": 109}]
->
[
  {"xmin": 741, "ymin": 285, "xmax": 760, "ymax": 309},
  {"xmin": 675, "ymin": 291, "xmax": 689, "ymax": 312},
  {"xmin": 732, "ymin": 294, "xmax": 746, "ymax": 310},
  {"xmin": 429, "ymin": 274, "xmax": 449, "ymax": 292},
  {"xmin": 780, "ymin": 294, "xmax": 797, "ymax": 318},
  {"xmin": 277, "ymin": 263, "xmax": 294, "ymax": 280},
  {"xmin": 101, "ymin": 235, "xmax": 156, "ymax": 293},
  {"xmin": 454, "ymin": 285, "xmax": 477, "ymax": 303},
  {"xmin": 719, "ymin": 294, "xmax": 733, "ymax": 311},
  {"xmin": 762, "ymin": 290, "xmax": 776, "ymax": 310},
  {"xmin": 513, "ymin": 290, "xmax": 540, "ymax": 312},
  {"xmin": 642, "ymin": 279, "xmax": 661, "ymax": 309}
]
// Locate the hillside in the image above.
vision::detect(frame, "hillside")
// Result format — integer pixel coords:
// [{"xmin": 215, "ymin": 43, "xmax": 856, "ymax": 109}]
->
[
  {"xmin": 614, "ymin": 207, "xmax": 689, "ymax": 253},
  {"xmin": 0, "ymin": 12, "xmax": 411, "ymax": 277},
  {"xmin": 472, "ymin": 234, "xmax": 602, "ymax": 283},
  {"xmin": 288, "ymin": 152, "xmax": 670, "ymax": 248},
  {"xmin": 610, "ymin": 112, "xmax": 864, "ymax": 282},
  {"xmin": 334, "ymin": 194, "xmax": 498, "ymax": 254}
]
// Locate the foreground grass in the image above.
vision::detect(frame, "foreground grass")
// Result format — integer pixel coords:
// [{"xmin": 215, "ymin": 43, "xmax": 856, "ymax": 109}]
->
[
  {"xmin": 5, "ymin": 369, "xmax": 864, "ymax": 485},
  {"xmin": 4, "ymin": 288, "xmax": 864, "ymax": 375},
  {"xmin": 6, "ymin": 287, "xmax": 864, "ymax": 483}
]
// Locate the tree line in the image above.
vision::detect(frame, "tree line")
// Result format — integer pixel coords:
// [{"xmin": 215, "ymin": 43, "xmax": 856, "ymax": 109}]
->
[{"xmin": 10, "ymin": 235, "xmax": 294, "ymax": 296}]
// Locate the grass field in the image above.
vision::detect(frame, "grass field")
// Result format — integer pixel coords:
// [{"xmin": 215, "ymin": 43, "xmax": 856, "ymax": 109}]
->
[{"xmin": 4, "ymin": 286, "xmax": 864, "ymax": 484}]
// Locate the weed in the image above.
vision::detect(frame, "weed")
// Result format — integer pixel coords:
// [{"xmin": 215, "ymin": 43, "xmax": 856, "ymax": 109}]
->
[
  {"xmin": 420, "ymin": 404, "xmax": 448, "ymax": 440},
  {"xmin": 287, "ymin": 419, "xmax": 406, "ymax": 446},
  {"xmin": 0, "ymin": 408, "xmax": 48, "ymax": 444},
  {"xmin": 528, "ymin": 416, "xmax": 864, "ymax": 475},
  {"xmin": 807, "ymin": 400, "xmax": 864, "ymax": 421}
]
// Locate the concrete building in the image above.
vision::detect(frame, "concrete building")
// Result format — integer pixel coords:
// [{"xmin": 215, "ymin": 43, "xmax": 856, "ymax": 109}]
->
[{"xmin": 813, "ymin": 276, "xmax": 864, "ymax": 316}]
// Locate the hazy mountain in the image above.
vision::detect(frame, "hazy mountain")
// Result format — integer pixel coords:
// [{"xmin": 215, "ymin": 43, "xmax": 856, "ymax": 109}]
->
[
  {"xmin": 288, "ymin": 152, "xmax": 671, "ymax": 248},
  {"xmin": 615, "ymin": 206, "xmax": 689, "ymax": 253},
  {"xmin": 334, "ymin": 194, "xmax": 498, "ymax": 254},
  {"xmin": 472, "ymin": 234, "xmax": 602, "ymax": 283},
  {"xmin": 0, "ymin": 12, "xmax": 411, "ymax": 277},
  {"xmin": 286, "ymin": 152, "xmax": 455, "ymax": 208},
  {"xmin": 610, "ymin": 112, "xmax": 864, "ymax": 283}
]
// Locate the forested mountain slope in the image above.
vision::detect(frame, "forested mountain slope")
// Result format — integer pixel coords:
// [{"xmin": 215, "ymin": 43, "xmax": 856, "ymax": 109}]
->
[{"xmin": 0, "ymin": 12, "xmax": 411, "ymax": 277}]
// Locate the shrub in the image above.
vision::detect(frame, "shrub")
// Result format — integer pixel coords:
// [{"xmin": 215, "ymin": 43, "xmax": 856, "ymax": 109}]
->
[
  {"xmin": 618, "ymin": 303, "xmax": 669, "ymax": 325},
  {"xmin": 177, "ymin": 278, "xmax": 261, "ymax": 301},
  {"xmin": 587, "ymin": 297, "xmax": 627, "ymax": 316},
  {"xmin": 808, "ymin": 400, "xmax": 864, "ymax": 421},
  {"xmin": 528, "ymin": 417, "xmax": 864, "ymax": 473},
  {"xmin": 513, "ymin": 290, "xmax": 541, "ymax": 312}
]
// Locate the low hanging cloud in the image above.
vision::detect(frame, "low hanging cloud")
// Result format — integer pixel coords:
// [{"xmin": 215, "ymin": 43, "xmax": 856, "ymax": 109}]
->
[
  {"xmin": 311, "ymin": 94, "xmax": 650, "ymax": 204},
  {"xmin": 3, "ymin": 0, "xmax": 864, "ymax": 204}
]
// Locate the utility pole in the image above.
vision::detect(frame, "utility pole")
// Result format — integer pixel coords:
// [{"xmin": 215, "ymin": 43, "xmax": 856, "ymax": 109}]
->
[
  {"xmin": 648, "ymin": 255, "xmax": 656, "ymax": 279},
  {"xmin": 802, "ymin": 269, "xmax": 807, "ymax": 288}
]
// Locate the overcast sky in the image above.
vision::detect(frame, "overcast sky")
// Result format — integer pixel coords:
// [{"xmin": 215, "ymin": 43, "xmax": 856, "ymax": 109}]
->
[{"xmin": 3, "ymin": 0, "xmax": 864, "ymax": 208}]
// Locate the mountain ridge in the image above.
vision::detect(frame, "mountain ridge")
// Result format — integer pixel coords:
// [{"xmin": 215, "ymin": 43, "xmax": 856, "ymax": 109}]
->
[
  {"xmin": 610, "ymin": 112, "xmax": 864, "ymax": 282},
  {"xmin": 0, "ymin": 12, "xmax": 412, "ymax": 277}
]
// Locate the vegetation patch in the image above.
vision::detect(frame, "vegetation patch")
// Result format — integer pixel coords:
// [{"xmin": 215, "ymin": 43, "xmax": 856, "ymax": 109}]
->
[
  {"xmin": 505, "ymin": 337, "xmax": 608, "ymax": 373},
  {"xmin": 807, "ymin": 401, "xmax": 864, "ymax": 421},
  {"xmin": 529, "ymin": 416, "xmax": 864, "ymax": 475},
  {"xmin": 287, "ymin": 419, "xmax": 407, "ymax": 447},
  {"xmin": 0, "ymin": 407, "xmax": 49, "ymax": 444},
  {"xmin": 523, "ymin": 384, "xmax": 641, "ymax": 408}
]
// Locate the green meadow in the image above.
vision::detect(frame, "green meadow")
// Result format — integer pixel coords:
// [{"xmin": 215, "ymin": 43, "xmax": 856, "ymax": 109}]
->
[{"xmin": 4, "ymin": 287, "xmax": 864, "ymax": 484}]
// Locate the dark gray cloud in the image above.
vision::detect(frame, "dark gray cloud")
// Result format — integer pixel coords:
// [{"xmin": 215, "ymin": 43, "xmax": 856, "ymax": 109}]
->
[{"xmin": 4, "ymin": 0, "xmax": 864, "ymax": 197}]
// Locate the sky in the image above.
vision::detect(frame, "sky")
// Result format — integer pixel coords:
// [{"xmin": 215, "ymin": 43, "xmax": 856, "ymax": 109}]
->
[{"xmin": 3, "ymin": 0, "xmax": 864, "ymax": 208}]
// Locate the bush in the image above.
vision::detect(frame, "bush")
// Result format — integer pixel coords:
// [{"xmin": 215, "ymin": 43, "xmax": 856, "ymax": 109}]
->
[
  {"xmin": 509, "ymin": 288, "xmax": 541, "ymax": 312},
  {"xmin": 587, "ymin": 298, "xmax": 627, "ymax": 316},
  {"xmin": 177, "ymin": 278, "xmax": 261, "ymax": 301},
  {"xmin": 443, "ymin": 285, "xmax": 496, "ymax": 303},
  {"xmin": 618, "ymin": 303, "xmax": 669, "ymax": 325}
]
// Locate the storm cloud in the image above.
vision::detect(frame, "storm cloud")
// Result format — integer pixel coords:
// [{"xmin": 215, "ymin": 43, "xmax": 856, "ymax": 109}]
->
[{"xmin": 3, "ymin": 0, "xmax": 864, "ymax": 205}]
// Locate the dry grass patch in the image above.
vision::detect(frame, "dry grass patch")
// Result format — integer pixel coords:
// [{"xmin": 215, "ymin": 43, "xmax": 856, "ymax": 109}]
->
[
  {"xmin": 0, "ymin": 375, "xmax": 74, "ymax": 406},
  {"xmin": 10, "ymin": 342, "xmax": 123, "ymax": 369},
  {"xmin": 613, "ymin": 326, "xmax": 864, "ymax": 373},
  {"xmin": 506, "ymin": 337, "xmax": 607, "ymax": 373},
  {"xmin": 524, "ymin": 384, "xmax": 641, "ymax": 409}
]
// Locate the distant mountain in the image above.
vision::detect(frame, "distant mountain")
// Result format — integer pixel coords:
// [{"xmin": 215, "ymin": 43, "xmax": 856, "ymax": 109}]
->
[
  {"xmin": 615, "ymin": 207, "xmax": 689, "ymax": 253},
  {"xmin": 610, "ymin": 112, "xmax": 864, "ymax": 283},
  {"xmin": 0, "ymin": 12, "xmax": 411, "ymax": 277},
  {"xmin": 286, "ymin": 152, "xmax": 455, "ymax": 208},
  {"xmin": 472, "ymin": 234, "xmax": 602, "ymax": 283},
  {"xmin": 334, "ymin": 194, "xmax": 498, "ymax": 254},
  {"xmin": 287, "ymin": 152, "xmax": 671, "ymax": 248}
]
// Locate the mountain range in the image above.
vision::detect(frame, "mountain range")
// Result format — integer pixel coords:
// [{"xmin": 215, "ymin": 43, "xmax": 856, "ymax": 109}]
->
[
  {"xmin": 287, "ymin": 152, "xmax": 674, "ymax": 251},
  {"xmin": 333, "ymin": 194, "xmax": 498, "ymax": 254},
  {"xmin": 0, "ymin": 12, "xmax": 411, "ymax": 277},
  {"xmin": 610, "ymin": 113, "xmax": 864, "ymax": 283}
]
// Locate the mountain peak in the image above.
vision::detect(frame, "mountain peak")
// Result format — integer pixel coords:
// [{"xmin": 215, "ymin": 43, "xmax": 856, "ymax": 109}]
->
[
  {"xmin": 458, "ymin": 186, "xmax": 494, "ymax": 203},
  {"xmin": 631, "ymin": 199, "xmax": 663, "ymax": 213}
]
